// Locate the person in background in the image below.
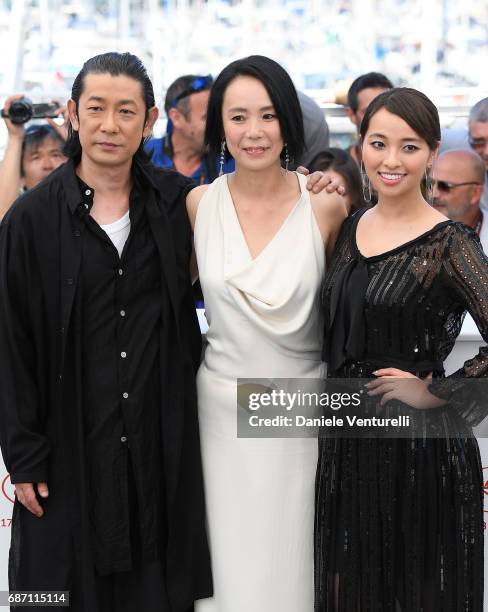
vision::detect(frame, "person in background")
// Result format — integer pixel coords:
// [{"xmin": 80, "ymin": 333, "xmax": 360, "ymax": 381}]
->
[
  {"xmin": 146, "ymin": 76, "xmax": 331, "ymax": 183},
  {"xmin": 145, "ymin": 74, "xmax": 234, "ymax": 184},
  {"xmin": 308, "ymin": 147, "xmax": 365, "ymax": 214},
  {"xmin": 432, "ymin": 148, "xmax": 487, "ymax": 340},
  {"xmin": 0, "ymin": 93, "xmax": 67, "ymax": 219},
  {"xmin": 439, "ymin": 97, "xmax": 488, "ymax": 212},
  {"xmin": 346, "ymin": 72, "xmax": 393, "ymax": 166},
  {"xmin": 468, "ymin": 98, "xmax": 488, "ymax": 211},
  {"xmin": 432, "ymin": 149, "xmax": 486, "ymax": 249}
]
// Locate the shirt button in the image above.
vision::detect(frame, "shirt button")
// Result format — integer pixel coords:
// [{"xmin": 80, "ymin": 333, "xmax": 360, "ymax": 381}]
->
[
  {"xmin": 85, "ymin": 189, "xmax": 91, "ymax": 196},
  {"xmin": 67, "ymin": 278, "xmax": 74, "ymax": 285},
  {"xmin": 73, "ymin": 229, "xmax": 81, "ymax": 237},
  {"xmin": 84, "ymin": 203, "xmax": 89, "ymax": 210},
  {"xmin": 120, "ymin": 310, "xmax": 126, "ymax": 317},
  {"xmin": 121, "ymin": 351, "xmax": 127, "ymax": 358},
  {"xmin": 122, "ymin": 392, "xmax": 129, "ymax": 399},
  {"xmin": 121, "ymin": 436, "xmax": 128, "ymax": 443},
  {"xmin": 118, "ymin": 268, "xmax": 123, "ymax": 276}
]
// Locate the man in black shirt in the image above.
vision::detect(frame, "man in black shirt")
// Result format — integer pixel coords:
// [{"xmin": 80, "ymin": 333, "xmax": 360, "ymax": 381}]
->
[{"xmin": 0, "ymin": 52, "xmax": 210, "ymax": 612}]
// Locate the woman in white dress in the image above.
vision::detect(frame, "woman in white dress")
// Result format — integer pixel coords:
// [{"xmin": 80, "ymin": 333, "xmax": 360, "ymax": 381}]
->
[{"xmin": 186, "ymin": 56, "xmax": 346, "ymax": 612}]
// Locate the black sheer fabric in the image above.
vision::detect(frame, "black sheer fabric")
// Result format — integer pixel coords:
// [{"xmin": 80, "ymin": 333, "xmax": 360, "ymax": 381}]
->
[{"xmin": 315, "ymin": 210, "xmax": 488, "ymax": 611}]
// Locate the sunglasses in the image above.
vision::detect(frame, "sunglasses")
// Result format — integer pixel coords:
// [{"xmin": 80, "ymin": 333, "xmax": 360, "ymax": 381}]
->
[
  {"xmin": 169, "ymin": 75, "xmax": 213, "ymax": 108},
  {"xmin": 431, "ymin": 179, "xmax": 481, "ymax": 193}
]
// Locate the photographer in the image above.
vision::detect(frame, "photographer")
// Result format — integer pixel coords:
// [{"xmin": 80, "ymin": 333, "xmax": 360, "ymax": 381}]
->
[{"xmin": 0, "ymin": 94, "xmax": 68, "ymax": 220}]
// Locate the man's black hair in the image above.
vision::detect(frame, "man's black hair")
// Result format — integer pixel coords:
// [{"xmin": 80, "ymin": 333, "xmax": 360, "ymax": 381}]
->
[{"xmin": 347, "ymin": 72, "xmax": 394, "ymax": 113}]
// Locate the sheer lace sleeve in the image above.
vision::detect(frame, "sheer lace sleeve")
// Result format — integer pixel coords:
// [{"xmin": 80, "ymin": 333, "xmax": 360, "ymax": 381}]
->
[{"xmin": 429, "ymin": 224, "xmax": 488, "ymax": 426}]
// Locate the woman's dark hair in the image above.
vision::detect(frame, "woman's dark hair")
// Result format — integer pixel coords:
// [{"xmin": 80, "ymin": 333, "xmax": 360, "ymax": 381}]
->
[
  {"xmin": 309, "ymin": 147, "xmax": 365, "ymax": 213},
  {"xmin": 205, "ymin": 55, "xmax": 305, "ymax": 165},
  {"xmin": 64, "ymin": 52, "xmax": 155, "ymax": 161},
  {"xmin": 360, "ymin": 87, "xmax": 441, "ymax": 151},
  {"xmin": 21, "ymin": 124, "xmax": 65, "ymax": 176}
]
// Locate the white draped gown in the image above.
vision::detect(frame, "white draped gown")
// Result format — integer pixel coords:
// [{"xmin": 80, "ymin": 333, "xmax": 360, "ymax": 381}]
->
[{"xmin": 194, "ymin": 172, "xmax": 326, "ymax": 612}]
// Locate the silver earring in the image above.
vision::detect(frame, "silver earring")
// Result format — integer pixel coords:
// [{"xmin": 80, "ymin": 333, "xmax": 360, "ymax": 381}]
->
[
  {"xmin": 361, "ymin": 161, "xmax": 372, "ymax": 203},
  {"xmin": 284, "ymin": 144, "xmax": 290, "ymax": 174},
  {"xmin": 425, "ymin": 168, "xmax": 433, "ymax": 205},
  {"xmin": 219, "ymin": 139, "xmax": 226, "ymax": 177}
]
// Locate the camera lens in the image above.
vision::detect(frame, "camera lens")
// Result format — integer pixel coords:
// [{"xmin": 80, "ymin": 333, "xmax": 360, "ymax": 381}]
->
[{"xmin": 8, "ymin": 98, "xmax": 33, "ymax": 125}]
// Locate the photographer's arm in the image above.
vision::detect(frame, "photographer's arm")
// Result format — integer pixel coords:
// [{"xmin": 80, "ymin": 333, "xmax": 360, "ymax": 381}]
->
[{"xmin": 0, "ymin": 95, "xmax": 25, "ymax": 220}]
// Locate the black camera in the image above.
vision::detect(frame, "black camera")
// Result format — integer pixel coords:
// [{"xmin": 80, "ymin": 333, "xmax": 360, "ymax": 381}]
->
[{"xmin": 1, "ymin": 98, "xmax": 60, "ymax": 125}]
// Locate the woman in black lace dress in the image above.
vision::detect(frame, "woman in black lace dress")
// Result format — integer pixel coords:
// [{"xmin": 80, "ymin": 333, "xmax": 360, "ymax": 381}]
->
[{"xmin": 315, "ymin": 88, "xmax": 488, "ymax": 611}]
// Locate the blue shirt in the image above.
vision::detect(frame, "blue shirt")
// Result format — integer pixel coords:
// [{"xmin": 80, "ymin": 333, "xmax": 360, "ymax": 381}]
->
[{"xmin": 145, "ymin": 135, "xmax": 235, "ymax": 184}]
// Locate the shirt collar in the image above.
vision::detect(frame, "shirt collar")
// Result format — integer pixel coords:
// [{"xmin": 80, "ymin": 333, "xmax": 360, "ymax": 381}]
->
[{"xmin": 61, "ymin": 156, "xmax": 158, "ymax": 216}]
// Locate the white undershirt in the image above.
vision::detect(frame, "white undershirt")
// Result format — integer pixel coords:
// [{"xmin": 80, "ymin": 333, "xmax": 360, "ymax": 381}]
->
[{"xmin": 100, "ymin": 210, "xmax": 131, "ymax": 258}]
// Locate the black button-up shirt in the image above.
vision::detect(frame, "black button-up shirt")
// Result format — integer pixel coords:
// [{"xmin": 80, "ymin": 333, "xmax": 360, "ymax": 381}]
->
[{"xmin": 77, "ymin": 176, "xmax": 165, "ymax": 574}]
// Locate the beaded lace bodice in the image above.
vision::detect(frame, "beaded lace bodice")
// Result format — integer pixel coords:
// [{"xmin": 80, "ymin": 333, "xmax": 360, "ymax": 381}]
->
[{"xmin": 322, "ymin": 210, "xmax": 488, "ymax": 424}]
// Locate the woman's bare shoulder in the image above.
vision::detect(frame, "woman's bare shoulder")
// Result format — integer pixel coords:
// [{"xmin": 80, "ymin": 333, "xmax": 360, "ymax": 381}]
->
[
  {"xmin": 309, "ymin": 189, "xmax": 348, "ymax": 242},
  {"xmin": 186, "ymin": 184, "xmax": 209, "ymax": 229}
]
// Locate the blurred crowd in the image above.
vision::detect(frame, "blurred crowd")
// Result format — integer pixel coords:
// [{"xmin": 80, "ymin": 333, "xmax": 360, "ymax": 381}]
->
[{"xmin": 1, "ymin": 70, "xmax": 487, "ymax": 251}]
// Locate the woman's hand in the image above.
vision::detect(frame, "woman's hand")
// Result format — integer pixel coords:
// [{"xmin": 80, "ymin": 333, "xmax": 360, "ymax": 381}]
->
[
  {"xmin": 296, "ymin": 166, "xmax": 346, "ymax": 196},
  {"xmin": 366, "ymin": 368, "xmax": 446, "ymax": 410}
]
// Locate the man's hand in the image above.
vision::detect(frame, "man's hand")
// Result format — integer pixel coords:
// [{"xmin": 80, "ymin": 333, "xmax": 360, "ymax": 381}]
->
[
  {"xmin": 366, "ymin": 368, "xmax": 446, "ymax": 410},
  {"xmin": 47, "ymin": 104, "xmax": 69, "ymax": 141},
  {"xmin": 1, "ymin": 94, "xmax": 26, "ymax": 140},
  {"xmin": 297, "ymin": 165, "xmax": 346, "ymax": 196},
  {"xmin": 14, "ymin": 482, "xmax": 49, "ymax": 517}
]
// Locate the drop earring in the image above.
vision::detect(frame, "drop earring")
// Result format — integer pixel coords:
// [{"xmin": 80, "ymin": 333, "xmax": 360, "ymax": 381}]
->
[
  {"xmin": 219, "ymin": 139, "xmax": 226, "ymax": 177},
  {"xmin": 360, "ymin": 161, "xmax": 372, "ymax": 203},
  {"xmin": 425, "ymin": 168, "xmax": 433, "ymax": 205},
  {"xmin": 284, "ymin": 144, "xmax": 290, "ymax": 174}
]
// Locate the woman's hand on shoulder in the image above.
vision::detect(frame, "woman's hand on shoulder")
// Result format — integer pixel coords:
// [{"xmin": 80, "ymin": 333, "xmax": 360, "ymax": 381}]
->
[
  {"xmin": 310, "ymin": 189, "xmax": 347, "ymax": 258},
  {"xmin": 297, "ymin": 166, "xmax": 346, "ymax": 196},
  {"xmin": 186, "ymin": 184, "xmax": 209, "ymax": 231}
]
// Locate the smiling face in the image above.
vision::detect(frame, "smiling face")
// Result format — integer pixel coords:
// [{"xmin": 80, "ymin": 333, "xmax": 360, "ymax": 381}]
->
[
  {"xmin": 221, "ymin": 75, "xmax": 284, "ymax": 172},
  {"xmin": 67, "ymin": 72, "xmax": 158, "ymax": 169},
  {"xmin": 362, "ymin": 108, "xmax": 434, "ymax": 200}
]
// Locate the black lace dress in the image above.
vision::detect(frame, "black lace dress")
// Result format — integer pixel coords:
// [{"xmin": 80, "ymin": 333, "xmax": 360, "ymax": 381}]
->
[{"xmin": 315, "ymin": 209, "xmax": 488, "ymax": 612}]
